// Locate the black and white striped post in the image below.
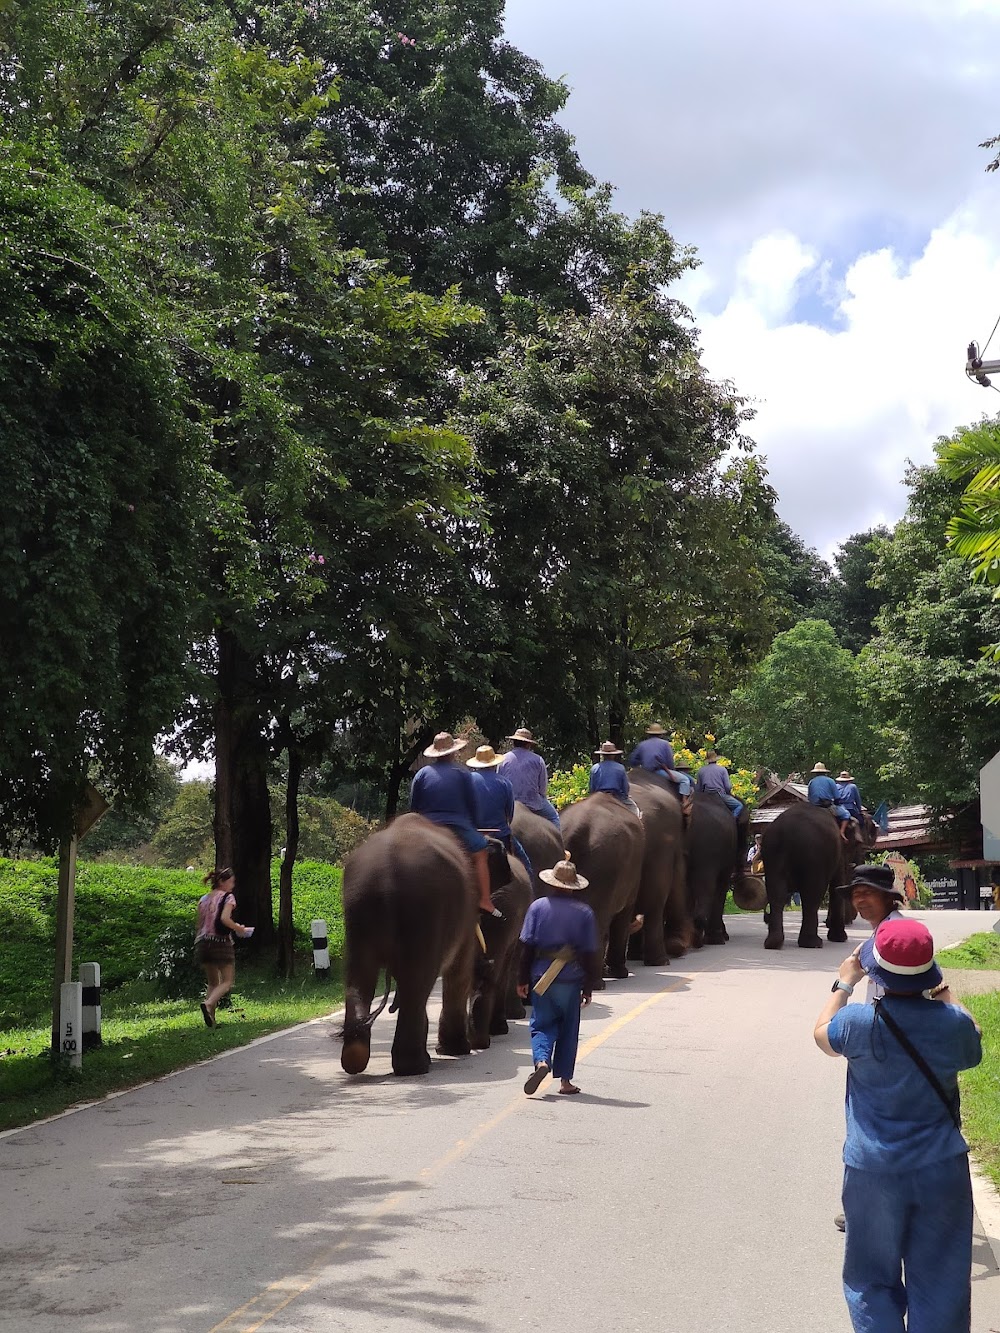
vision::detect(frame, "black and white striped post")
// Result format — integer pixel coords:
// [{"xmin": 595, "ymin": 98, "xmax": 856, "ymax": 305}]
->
[
  {"xmin": 80, "ymin": 962, "xmax": 102, "ymax": 1050},
  {"xmin": 311, "ymin": 920, "xmax": 330, "ymax": 978},
  {"xmin": 59, "ymin": 982, "xmax": 82, "ymax": 1069}
]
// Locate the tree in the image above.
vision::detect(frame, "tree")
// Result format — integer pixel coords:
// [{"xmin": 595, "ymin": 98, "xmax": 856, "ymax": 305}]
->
[
  {"xmin": 721, "ymin": 619, "xmax": 881, "ymax": 794},
  {"xmin": 80, "ymin": 758, "xmax": 181, "ymax": 860},
  {"xmin": 152, "ymin": 782, "xmax": 215, "ymax": 868},
  {"xmin": 821, "ymin": 527, "xmax": 891, "ymax": 653},
  {"xmin": 860, "ymin": 461, "xmax": 1000, "ymax": 814},
  {"xmin": 937, "ymin": 418, "xmax": 1000, "ymax": 583}
]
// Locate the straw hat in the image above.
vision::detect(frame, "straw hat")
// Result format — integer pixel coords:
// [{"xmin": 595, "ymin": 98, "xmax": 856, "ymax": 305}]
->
[
  {"xmin": 506, "ymin": 727, "xmax": 538, "ymax": 746},
  {"xmin": 423, "ymin": 732, "xmax": 467, "ymax": 759},
  {"xmin": 705, "ymin": 750, "xmax": 719, "ymax": 761},
  {"xmin": 837, "ymin": 771, "xmax": 854, "ymax": 782},
  {"xmin": 538, "ymin": 851, "xmax": 589, "ymax": 892},
  {"xmin": 467, "ymin": 745, "xmax": 500, "ymax": 769},
  {"xmin": 810, "ymin": 762, "xmax": 829, "ymax": 774},
  {"xmin": 593, "ymin": 740, "xmax": 623, "ymax": 757},
  {"xmin": 645, "ymin": 722, "xmax": 668, "ymax": 735}
]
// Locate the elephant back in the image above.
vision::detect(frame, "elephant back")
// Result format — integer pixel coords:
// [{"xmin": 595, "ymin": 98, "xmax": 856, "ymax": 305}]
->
[
  {"xmin": 761, "ymin": 803, "xmax": 844, "ymax": 884},
  {"xmin": 560, "ymin": 794, "xmax": 644, "ymax": 932},
  {"xmin": 511, "ymin": 802, "xmax": 564, "ymax": 898}
]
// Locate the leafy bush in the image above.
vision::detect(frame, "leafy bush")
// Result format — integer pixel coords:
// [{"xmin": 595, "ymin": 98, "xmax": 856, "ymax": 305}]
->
[
  {"xmin": 271, "ymin": 793, "xmax": 377, "ymax": 864},
  {"xmin": 549, "ymin": 734, "xmax": 759, "ymax": 810},
  {"xmin": 549, "ymin": 764, "xmax": 592, "ymax": 811},
  {"xmin": 151, "ymin": 781, "xmax": 214, "ymax": 867},
  {"xmin": 139, "ymin": 922, "xmax": 202, "ymax": 998}
]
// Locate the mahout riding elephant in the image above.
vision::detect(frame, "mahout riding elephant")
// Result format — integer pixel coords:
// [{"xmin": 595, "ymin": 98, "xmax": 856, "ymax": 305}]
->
[
  {"xmin": 759, "ymin": 804, "xmax": 867, "ymax": 949},
  {"xmin": 470, "ymin": 853, "xmax": 532, "ymax": 1046},
  {"xmin": 339, "ymin": 814, "xmax": 477, "ymax": 1076},
  {"xmin": 627, "ymin": 768, "xmax": 685, "ymax": 963},
  {"xmin": 560, "ymin": 793, "xmax": 645, "ymax": 982},
  {"xmin": 511, "ymin": 802, "xmax": 564, "ymax": 898}
]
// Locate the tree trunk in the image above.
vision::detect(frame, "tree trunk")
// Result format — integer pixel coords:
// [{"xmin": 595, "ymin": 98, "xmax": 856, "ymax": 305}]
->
[
  {"xmin": 214, "ymin": 628, "xmax": 275, "ymax": 948},
  {"xmin": 276, "ymin": 744, "xmax": 301, "ymax": 978}
]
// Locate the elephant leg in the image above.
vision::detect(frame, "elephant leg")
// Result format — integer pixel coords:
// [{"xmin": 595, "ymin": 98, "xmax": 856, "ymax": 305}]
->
[
  {"xmin": 797, "ymin": 893, "xmax": 824, "ymax": 948},
  {"xmin": 469, "ymin": 992, "xmax": 492, "ymax": 1049},
  {"xmin": 764, "ymin": 881, "xmax": 787, "ymax": 950},
  {"xmin": 437, "ymin": 946, "xmax": 473, "ymax": 1058},
  {"xmin": 391, "ymin": 971, "xmax": 434, "ymax": 1076},
  {"xmin": 662, "ymin": 849, "xmax": 691, "ymax": 957},
  {"xmin": 340, "ymin": 955, "xmax": 379, "ymax": 1075},
  {"xmin": 641, "ymin": 894, "xmax": 669, "ymax": 966},
  {"xmin": 505, "ymin": 941, "xmax": 526, "ymax": 1020},
  {"xmin": 606, "ymin": 911, "xmax": 632, "ymax": 979},
  {"xmin": 825, "ymin": 881, "xmax": 848, "ymax": 942},
  {"xmin": 703, "ymin": 873, "xmax": 729, "ymax": 945}
]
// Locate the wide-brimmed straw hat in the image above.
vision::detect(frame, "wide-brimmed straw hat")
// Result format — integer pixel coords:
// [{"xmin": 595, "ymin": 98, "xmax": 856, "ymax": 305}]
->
[
  {"xmin": 674, "ymin": 757, "xmax": 692, "ymax": 770},
  {"xmin": 423, "ymin": 732, "xmax": 467, "ymax": 759},
  {"xmin": 837, "ymin": 771, "xmax": 854, "ymax": 782},
  {"xmin": 811, "ymin": 762, "xmax": 830, "ymax": 774},
  {"xmin": 860, "ymin": 918, "xmax": 942, "ymax": 994},
  {"xmin": 705, "ymin": 750, "xmax": 719, "ymax": 761},
  {"xmin": 594, "ymin": 740, "xmax": 623, "ymax": 757},
  {"xmin": 506, "ymin": 727, "xmax": 538, "ymax": 746},
  {"xmin": 467, "ymin": 745, "xmax": 500, "ymax": 769},
  {"xmin": 834, "ymin": 863, "xmax": 905, "ymax": 903},
  {"xmin": 538, "ymin": 851, "xmax": 589, "ymax": 892},
  {"xmin": 645, "ymin": 722, "xmax": 668, "ymax": 735}
]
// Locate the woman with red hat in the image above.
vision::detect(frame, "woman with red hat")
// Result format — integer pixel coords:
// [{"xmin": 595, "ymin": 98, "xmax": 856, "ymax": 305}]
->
[{"xmin": 814, "ymin": 918, "xmax": 982, "ymax": 1331}]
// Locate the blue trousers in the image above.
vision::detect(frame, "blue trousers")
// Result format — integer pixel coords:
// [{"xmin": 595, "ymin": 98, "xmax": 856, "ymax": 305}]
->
[
  {"xmin": 529, "ymin": 981, "xmax": 582, "ymax": 1080},
  {"xmin": 529, "ymin": 799, "xmax": 561, "ymax": 829},
  {"xmin": 720, "ymin": 793, "xmax": 743, "ymax": 818},
  {"xmin": 842, "ymin": 1155, "xmax": 972, "ymax": 1332},
  {"xmin": 655, "ymin": 767, "xmax": 692, "ymax": 796}
]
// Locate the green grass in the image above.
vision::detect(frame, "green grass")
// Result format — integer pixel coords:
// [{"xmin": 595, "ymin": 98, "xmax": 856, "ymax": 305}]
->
[
  {"xmin": 0, "ymin": 858, "xmax": 347, "ymax": 1132},
  {"xmin": 936, "ymin": 931, "xmax": 1000, "ymax": 971},
  {"xmin": 961, "ymin": 991, "xmax": 1000, "ymax": 1191}
]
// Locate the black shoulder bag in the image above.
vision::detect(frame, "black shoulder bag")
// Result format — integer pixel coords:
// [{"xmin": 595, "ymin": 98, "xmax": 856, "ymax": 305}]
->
[{"xmin": 874, "ymin": 999, "xmax": 961, "ymax": 1131}]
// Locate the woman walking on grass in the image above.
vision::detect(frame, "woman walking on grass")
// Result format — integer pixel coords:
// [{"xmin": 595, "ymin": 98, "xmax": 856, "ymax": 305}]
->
[{"xmin": 194, "ymin": 867, "xmax": 253, "ymax": 1028}]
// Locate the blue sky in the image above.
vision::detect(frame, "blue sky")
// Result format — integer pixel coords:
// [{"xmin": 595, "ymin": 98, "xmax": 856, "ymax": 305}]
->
[{"xmin": 503, "ymin": 0, "xmax": 1000, "ymax": 559}]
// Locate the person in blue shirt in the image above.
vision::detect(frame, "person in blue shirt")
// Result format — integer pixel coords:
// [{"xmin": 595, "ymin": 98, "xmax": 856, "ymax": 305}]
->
[
  {"xmin": 836, "ymin": 770, "xmax": 864, "ymax": 826},
  {"xmin": 627, "ymin": 722, "xmax": 693, "ymax": 797},
  {"xmin": 589, "ymin": 741, "xmax": 642, "ymax": 819},
  {"xmin": 815, "ymin": 917, "xmax": 982, "ymax": 1333},
  {"xmin": 518, "ymin": 853, "xmax": 600, "ymax": 1096},
  {"xmin": 807, "ymin": 762, "xmax": 850, "ymax": 840},
  {"xmin": 694, "ymin": 750, "xmax": 743, "ymax": 819},
  {"xmin": 409, "ymin": 732, "xmax": 501, "ymax": 917},
  {"xmin": 466, "ymin": 744, "xmax": 532, "ymax": 879}
]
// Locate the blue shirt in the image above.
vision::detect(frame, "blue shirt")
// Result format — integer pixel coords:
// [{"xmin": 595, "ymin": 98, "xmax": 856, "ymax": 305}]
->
[
  {"xmin": 470, "ymin": 770, "xmax": 514, "ymax": 837},
  {"xmin": 628, "ymin": 737, "xmax": 675, "ymax": 772},
  {"xmin": 497, "ymin": 747, "xmax": 550, "ymax": 808},
  {"xmin": 589, "ymin": 760, "xmax": 629, "ymax": 801},
  {"xmin": 519, "ymin": 894, "xmax": 599, "ymax": 986},
  {"xmin": 409, "ymin": 760, "xmax": 478, "ymax": 829},
  {"xmin": 696, "ymin": 761, "xmax": 731, "ymax": 795},
  {"xmin": 837, "ymin": 781, "xmax": 863, "ymax": 821},
  {"xmin": 808, "ymin": 774, "xmax": 839, "ymax": 805},
  {"xmin": 827, "ymin": 998, "xmax": 981, "ymax": 1171}
]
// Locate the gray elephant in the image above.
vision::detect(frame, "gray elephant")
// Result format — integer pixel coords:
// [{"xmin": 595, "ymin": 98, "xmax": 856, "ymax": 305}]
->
[
  {"xmin": 760, "ymin": 803, "xmax": 866, "ymax": 949},
  {"xmin": 470, "ymin": 855, "xmax": 532, "ymax": 1045},
  {"xmin": 560, "ymin": 794, "xmax": 645, "ymax": 982},
  {"xmin": 684, "ymin": 791, "xmax": 751, "ymax": 947},
  {"xmin": 628, "ymin": 768, "xmax": 685, "ymax": 963},
  {"xmin": 339, "ymin": 814, "xmax": 477, "ymax": 1075},
  {"xmin": 510, "ymin": 802, "xmax": 564, "ymax": 897}
]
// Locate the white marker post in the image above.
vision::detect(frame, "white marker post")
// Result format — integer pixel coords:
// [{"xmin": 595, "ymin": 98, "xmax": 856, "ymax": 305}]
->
[
  {"xmin": 311, "ymin": 920, "xmax": 331, "ymax": 978},
  {"xmin": 59, "ymin": 982, "xmax": 83, "ymax": 1069},
  {"xmin": 80, "ymin": 962, "xmax": 102, "ymax": 1050}
]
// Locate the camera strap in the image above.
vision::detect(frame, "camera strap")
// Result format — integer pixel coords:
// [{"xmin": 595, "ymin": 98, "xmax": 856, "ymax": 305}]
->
[{"xmin": 874, "ymin": 999, "xmax": 961, "ymax": 1131}]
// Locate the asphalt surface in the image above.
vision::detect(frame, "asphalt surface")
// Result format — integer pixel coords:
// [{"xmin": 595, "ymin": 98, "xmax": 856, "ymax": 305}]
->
[{"xmin": 3, "ymin": 909, "xmax": 1000, "ymax": 1333}]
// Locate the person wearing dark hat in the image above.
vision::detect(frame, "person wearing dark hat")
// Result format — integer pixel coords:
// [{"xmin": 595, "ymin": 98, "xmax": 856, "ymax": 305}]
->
[
  {"xmin": 627, "ymin": 723, "xmax": 693, "ymax": 798},
  {"xmin": 814, "ymin": 918, "xmax": 982, "ymax": 1332},
  {"xmin": 838, "ymin": 865, "xmax": 906, "ymax": 1002},
  {"xmin": 589, "ymin": 741, "xmax": 642, "ymax": 819},
  {"xmin": 517, "ymin": 853, "xmax": 600, "ymax": 1096},
  {"xmin": 410, "ymin": 732, "xmax": 501, "ymax": 917},
  {"xmin": 695, "ymin": 750, "xmax": 743, "ymax": 820},
  {"xmin": 497, "ymin": 727, "xmax": 560, "ymax": 829},
  {"xmin": 466, "ymin": 744, "xmax": 532, "ymax": 878},
  {"xmin": 808, "ymin": 762, "xmax": 851, "ymax": 840}
]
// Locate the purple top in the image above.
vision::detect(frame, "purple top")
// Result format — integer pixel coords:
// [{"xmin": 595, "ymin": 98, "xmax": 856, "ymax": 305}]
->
[
  {"xmin": 695, "ymin": 761, "xmax": 732, "ymax": 796},
  {"xmin": 195, "ymin": 889, "xmax": 235, "ymax": 943},
  {"xmin": 628, "ymin": 737, "xmax": 675, "ymax": 772},
  {"xmin": 470, "ymin": 770, "xmax": 515, "ymax": 837},
  {"xmin": 519, "ymin": 894, "xmax": 599, "ymax": 987},
  {"xmin": 589, "ymin": 760, "xmax": 629, "ymax": 800},
  {"xmin": 497, "ymin": 747, "xmax": 549, "ymax": 808},
  {"xmin": 410, "ymin": 760, "xmax": 479, "ymax": 827}
]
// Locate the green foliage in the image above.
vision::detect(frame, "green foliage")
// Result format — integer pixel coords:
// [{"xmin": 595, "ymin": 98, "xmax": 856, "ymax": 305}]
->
[
  {"xmin": 936, "ymin": 932, "xmax": 1000, "ymax": 970},
  {"xmin": 0, "ymin": 858, "xmax": 343, "ymax": 1028},
  {"xmin": 820, "ymin": 527, "xmax": 892, "ymax": 653},
  {"xmin": 271, "ymin": 792, "xmax": 376, "ymax": 865},
  {"xmin": 938, "ymin": 418, "xmax": 1000, "ymax": 583},
  {"xmin": 959, "ymin": 991, "xmax": 1000, "ymax": 1192},
  {"xmin": 81, "ymin": 758, "xmax": 181, "ymax": 860},
  {"xmin": 548, "ymin": 765, "xmax": 592, "ymax": 811},
  {"xmin": 152, "ymin": 782, "xmax": 215, "ymax": 868},
  {"xmin": 722, "ymin": 619, "xmax": 882, "ymax": 795}
]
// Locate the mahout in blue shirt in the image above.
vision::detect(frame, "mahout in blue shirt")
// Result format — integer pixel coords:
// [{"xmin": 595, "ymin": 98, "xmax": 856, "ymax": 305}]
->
[
  {"xmin": 628, "ymin": 737, "xmax": 675, "ymax": 772},
  {"xmin": 519, "ymin": 895, "xmax": 599, "ymax": 986},
  {"xmin": 588, "ymin": 761, "xmax": 629, "ymax": 801}
]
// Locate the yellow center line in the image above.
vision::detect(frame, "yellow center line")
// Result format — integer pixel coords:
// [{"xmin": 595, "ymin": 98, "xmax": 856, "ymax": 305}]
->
[{"xmin": 209, "ymin": 974, "xmax": 687, "ymax": 1332}]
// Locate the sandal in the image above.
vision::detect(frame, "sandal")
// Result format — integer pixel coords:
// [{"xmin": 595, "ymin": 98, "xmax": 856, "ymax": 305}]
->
[
  {"xmin": 558, "ymin": 1082, "xmax": 581, "ymax": 1095},
  {"xmin": 200, "ymin": 1002, "xmax": 216, "ymax": 1029},
  {"xmin": 523, "ymin": 1062, "xmax": 550, "ymax": 1095}
]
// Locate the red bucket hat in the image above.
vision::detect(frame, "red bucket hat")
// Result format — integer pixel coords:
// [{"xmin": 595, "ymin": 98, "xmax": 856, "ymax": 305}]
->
[{"xmin": 860, "ymin": 918, "xmax": 943, "ymax": 994}]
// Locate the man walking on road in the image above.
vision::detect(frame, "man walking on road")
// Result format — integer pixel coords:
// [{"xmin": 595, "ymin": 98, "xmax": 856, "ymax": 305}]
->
[{"xmin": 814, "ymin": 918, "xmax": 982, "ymax": 1332}]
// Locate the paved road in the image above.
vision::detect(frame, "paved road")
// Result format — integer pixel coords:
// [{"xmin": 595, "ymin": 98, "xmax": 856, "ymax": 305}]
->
[{"xmin": 2, "ymin": 910, "xmax": 1000, "ymax": 1333}]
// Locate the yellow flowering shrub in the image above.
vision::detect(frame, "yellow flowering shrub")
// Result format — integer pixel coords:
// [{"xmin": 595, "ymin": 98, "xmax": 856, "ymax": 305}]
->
[{"xmin": 549, "ymin": 735, "xmax": 759, "ymax": 811}]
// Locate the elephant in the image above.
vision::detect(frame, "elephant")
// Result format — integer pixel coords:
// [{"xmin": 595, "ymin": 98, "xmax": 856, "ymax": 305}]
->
[
  {"xmin": 760, "ymin": 803, "xmax": 861, "ymax": 949},
  {"xmin": 684, "ymin": 791, "xmax": 747, "ymax": 947},
  {"xmin": 560, "ymin": 793, "xmax": 645, "ymax": 982},
  {"xmin": 339, "ymin": 814, "xmax": 477, "ymax": 1076},
  {"xmin": 627, "ymin": 768, "xmax": 686, "ymax": 963},
  {"xmin": 469, "ymin": 855, "xmax": 532, "ymax": 1046},
  {"xmin": 511, "ymin": 802, "xmax": 564, "ymax": 898}
]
